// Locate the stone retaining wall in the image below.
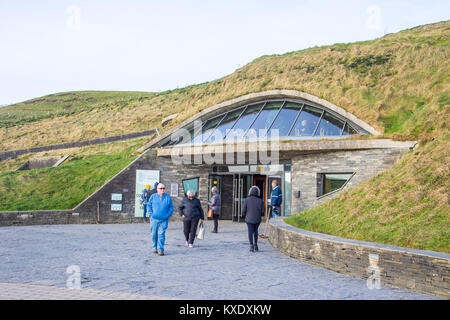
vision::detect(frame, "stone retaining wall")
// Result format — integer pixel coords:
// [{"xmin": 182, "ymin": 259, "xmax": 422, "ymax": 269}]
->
[
  {"xmin": 268, "ymin": 218, "xmax": 450, "ymax": 298},
  {"xmin": 0, "ymin": 129, "xmax": 156, "ymax": 162}
]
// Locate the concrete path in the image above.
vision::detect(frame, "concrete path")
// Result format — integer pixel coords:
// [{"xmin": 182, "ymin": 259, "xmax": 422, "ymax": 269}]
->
[{"xmin": 0, "ymin": 222, "xmax": 437, "ymax": 300}]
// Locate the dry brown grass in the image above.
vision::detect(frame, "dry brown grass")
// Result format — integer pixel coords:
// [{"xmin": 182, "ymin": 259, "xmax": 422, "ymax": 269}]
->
[{"xmin": 1, "ymin": 21, "xmax": 448, "ymax": 151}]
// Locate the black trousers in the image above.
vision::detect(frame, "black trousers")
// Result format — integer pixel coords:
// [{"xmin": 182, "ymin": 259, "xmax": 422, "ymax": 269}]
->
[
  {"xmin": 213, "ymin": 214, "xmax": 219, "ymax": 232},
  {"xmin": 183, "ymin": 218, "xmax": 200, "ymax": 244},
  {"xmin": 246, "ymin": 222, "xmax": 260, "ymax": 245}
]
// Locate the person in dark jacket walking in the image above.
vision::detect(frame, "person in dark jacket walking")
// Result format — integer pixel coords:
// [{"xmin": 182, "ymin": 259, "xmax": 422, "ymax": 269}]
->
[
  {"xmin": 208, "ymin": 186, "xmax": 221, "ymax": 233},
  {"xmin": 242, "ymin": 186, "xmax": 265, "ymax": 252},
  {"xmin": 178, "ymin": 190, "xmax": 204, "ymax": 248}
]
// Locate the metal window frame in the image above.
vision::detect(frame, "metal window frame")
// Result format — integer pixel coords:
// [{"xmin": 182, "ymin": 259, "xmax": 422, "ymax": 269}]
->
[
  {"xmin": 223, "ymin": 105, "xmax": 249, "ymax": 140},
  {"xmin": 312, "ymin": 110, "xmax": 325, "ymax": 136},
  {"xmin": 264, "ymin": 100, "xmax": 287, "ymax": 137},
  {"xmin": 202, "ymin": 112, "xmax": 228, "ymax": 143},
  {"xmin": 242, "ymin": 101, "xmax": 267, "ymax": 137},
  {"xmin": 286, "ymin": 103, "xmax": 305, "ymax": 136},
  {"xmin": 340, "ymin": 121, "xmax": 347, "ymax": 136}
]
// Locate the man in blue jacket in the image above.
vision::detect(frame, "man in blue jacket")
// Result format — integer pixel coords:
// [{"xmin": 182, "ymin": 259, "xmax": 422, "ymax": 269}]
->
[
  {"xmin": 147, "ymin": 183, "xmax": 174, "ymax": 256},
  {"xmin": 270, "ymin": 179, "xmax": 282, "ymax": 218}
]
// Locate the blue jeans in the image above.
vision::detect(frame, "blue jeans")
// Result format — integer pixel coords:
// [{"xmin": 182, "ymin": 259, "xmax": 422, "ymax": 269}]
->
[
  {"xmin": 272, "ymin": 206, "xmax": 280, "ymax": 218},
  {"xmin": 143, "ymin": 203, "xmax": 148, "ymax": 218},
  {"xmin": 150, "ymin": 218, "xmax": 168, "ymax": 252}
]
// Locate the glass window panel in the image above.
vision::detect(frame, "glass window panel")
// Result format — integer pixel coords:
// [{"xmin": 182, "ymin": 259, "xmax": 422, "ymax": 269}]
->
[
  {"xmin": 315, "ymin": 112, "xmax": 345, "ymax": 136},
  {"xmin": 229, "ymin": 103, "xmax": 264, "ymax": 136},
  {"xmin": 323, "ymin": 173, "xmax": 352, "ymax": 195},
  {"xmin": 269, "ymin": 102, "xmax": 302, "ymax": 137},
  {"xmin": 289, "ymin": 105, "xmax": 322, "ymax": 136},
  {"xmin": 182, "ymin": 177, "xmax": 199, "ymax": 197},
  {"xmin": 342, "ymin": 123, "xmax": 357, "ymax": 136},
  {"xmin": 191, "ymin": 115, "xmax": 224, "ymax": 143},
  {"xmin": 246, "ymin": 102, "xmax": 282, "ymax": 137},
  {"xmin": 205, "ymin": 107, "xmax": 244, "ymax": 143}
]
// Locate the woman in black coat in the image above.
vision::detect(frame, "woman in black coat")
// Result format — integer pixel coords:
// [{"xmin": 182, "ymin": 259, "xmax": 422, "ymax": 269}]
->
[
  {"xmin": 242, "ymin": 186, "xmax": 265, "ymax": 252},
  {"xmin": 178, "ymin": 190, "xmax": 204, "ymax": 248}
]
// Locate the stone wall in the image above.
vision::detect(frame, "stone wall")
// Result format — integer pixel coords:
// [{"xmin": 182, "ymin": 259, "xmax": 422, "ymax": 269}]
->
[
  {"xmin": 290, "ymin": 148, "xmax": 407, "ymax": 213},
  {"xmin": 0, "ymin": 210, "xmax": 83, "ymax": 226},
  {"xmin": 73, "ymin": 150, "xmax": 213, "ymax": 224},
  {"xmin": 1, "ymin": 145, "xmax": 412, "ymax": 227},
  {"xmin": 268, "ymin": 218, "xmax": 450, "ymax": 298}
]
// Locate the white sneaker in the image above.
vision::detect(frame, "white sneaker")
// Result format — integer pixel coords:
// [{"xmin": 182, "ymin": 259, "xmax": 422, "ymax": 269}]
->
[
  {"xmin": 189, "ymin": 244, "xmax": 194, "ymax": 248},
  {"xmin": 185, "ymin": 241, "xmax": 189, "ymax": 247}
]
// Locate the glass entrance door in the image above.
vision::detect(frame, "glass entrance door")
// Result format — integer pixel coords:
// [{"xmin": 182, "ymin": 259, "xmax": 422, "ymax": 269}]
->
[{"xmin": 232, "ymin": 174, "xmax": 253, "ymax": 222}]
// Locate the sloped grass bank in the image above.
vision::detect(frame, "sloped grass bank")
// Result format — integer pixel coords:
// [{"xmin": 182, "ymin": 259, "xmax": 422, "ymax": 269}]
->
[
  {"xmin": 285, "ymin": 136, "xmax": 450, "ymax": 253},
  {"xmin": 0, "ymin": 146, "xmax": 138, "ymax": 211}
]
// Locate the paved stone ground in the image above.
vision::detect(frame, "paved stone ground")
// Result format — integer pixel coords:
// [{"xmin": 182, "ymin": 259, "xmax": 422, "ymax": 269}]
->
[
  {"xmin": 0, "ymin": 222, "xmax": 438, "ymax": 300},
  {"xmin": 0, "ymin": 282, "xmax": 172, "ymax": 300}
]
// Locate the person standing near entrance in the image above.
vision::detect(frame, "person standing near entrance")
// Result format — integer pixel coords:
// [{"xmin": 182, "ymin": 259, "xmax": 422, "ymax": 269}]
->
[
  {"xmin": 147, "ymin": 183, "xmax": 173, "ymax": 256},
  {"xmin": 141, "ymin": 182, "xmax": 159, "ymax": 222},
  {"xmin": 140, "ymin": 184, "xmax": 151, "ymax": 221},
  {"xmin": 208, "ymin": 186, "xmax": 221, "ymax": 233},
  {"xmin": 242, "ymin": 186, "xmax": 265, "ymax": 252},
  {"xmin": 270, "ymin": 179, "xmax": 282, "ymax": 218},
  {"xmin": 178, "ymin": 190, "xmax": 204, "ymax": 248}
]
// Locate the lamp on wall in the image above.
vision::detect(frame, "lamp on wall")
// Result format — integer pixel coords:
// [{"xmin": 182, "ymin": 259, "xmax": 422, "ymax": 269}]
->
[{"xmin": 294, "ymin": 191, "xmax": 301, "ymax": 198}]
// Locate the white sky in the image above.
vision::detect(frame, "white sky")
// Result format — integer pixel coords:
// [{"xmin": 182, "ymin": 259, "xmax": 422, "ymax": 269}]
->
[{"xmin": 0, "ymin": 0, "xmax": 448, "ymax": 105}]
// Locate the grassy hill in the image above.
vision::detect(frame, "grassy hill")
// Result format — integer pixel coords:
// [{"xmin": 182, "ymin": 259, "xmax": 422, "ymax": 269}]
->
[{"xmin": 0, "ymin": 21, "xmax": 448, "ymax": 252}]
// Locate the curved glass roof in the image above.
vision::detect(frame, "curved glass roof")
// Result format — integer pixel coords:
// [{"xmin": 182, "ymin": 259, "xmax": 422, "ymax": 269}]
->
[{"xmin": 155, "ymin": 99, "xmax": 366, "ymax": 147}]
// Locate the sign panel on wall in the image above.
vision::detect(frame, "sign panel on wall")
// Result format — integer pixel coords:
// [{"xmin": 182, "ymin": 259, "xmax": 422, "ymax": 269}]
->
[
  {"xmin": 111, "ymin": 203, "xmax": 122, "ymax": 211},
  {"xmin": 170, "ymin": 183, "xmax": 178, "ymax": 198},
  {"xmin": 111, "ymin": 193, "xmax": 123, "ymax": 201},
  {"xmin": 134, "ymin": 170, "xmax": 160, "ymax": 217}
]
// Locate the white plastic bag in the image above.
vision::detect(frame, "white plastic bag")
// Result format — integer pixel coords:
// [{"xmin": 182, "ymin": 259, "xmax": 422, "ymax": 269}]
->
[{"xmin": 197, "ymin": 222, "xmax": 205, "ymax": 240}]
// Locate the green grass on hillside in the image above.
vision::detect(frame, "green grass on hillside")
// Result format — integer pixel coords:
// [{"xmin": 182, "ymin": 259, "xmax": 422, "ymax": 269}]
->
[{"xmin": 0, "ymin": 143, "xmax": 139, "ymax": 211}]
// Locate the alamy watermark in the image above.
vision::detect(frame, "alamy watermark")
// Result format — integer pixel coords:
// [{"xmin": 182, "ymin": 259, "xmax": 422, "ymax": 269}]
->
[
  {"xmin": 168, "ymin": 120, "xmax": 280, "ymax": 166},
  {"xmin": 66, "ymin": 265, "xmax": 81, "ymax": 289},
  {"xmin": 366, "ymin": 253, "xmax": 381, "ymax": 290}
]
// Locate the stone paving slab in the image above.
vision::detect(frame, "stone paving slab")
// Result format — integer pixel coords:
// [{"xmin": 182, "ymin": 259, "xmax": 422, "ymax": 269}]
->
[
  {"xmin": 0, "ymin": 282, "xmax": 172, "ymax": 300},
  {"xmin": 0, "ymin": 222, "xmax": 439, "ymax": 300}
]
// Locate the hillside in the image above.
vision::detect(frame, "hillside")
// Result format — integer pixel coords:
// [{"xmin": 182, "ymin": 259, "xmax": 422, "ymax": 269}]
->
[
  {"xmin": 0, "ymin": 21, "xmax": 448, "ymax": 252},
  {"xmin": 1, "ymin": 21, "xmax": 448, "ymax": 151}
]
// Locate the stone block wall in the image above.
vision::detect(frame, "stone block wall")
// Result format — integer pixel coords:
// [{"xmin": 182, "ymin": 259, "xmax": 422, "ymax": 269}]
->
[
  {"xmin": 290, "ymin": 148, "xmax": 407, "ymax": 213},
  {"xmin": 72, "ymin": 150, "xmax": 212, "ymax": 224},
  {"xmin": 268, "ymin": 218, "xmax": 450, "ymax": 298},
  {"xmin": 0, "ymin": 210, "xmax": 86, "ymax": 226}
]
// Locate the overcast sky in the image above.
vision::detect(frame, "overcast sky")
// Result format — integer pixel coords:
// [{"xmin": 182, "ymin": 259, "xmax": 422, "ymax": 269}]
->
[{"xmin": 0, "ymin": 0, "xmax": 448, "ymax": 105}]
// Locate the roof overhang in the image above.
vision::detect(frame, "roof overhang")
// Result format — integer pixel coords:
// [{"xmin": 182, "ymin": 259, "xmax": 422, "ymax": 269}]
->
[{"xmin": 155, "ymin": 139, "xmax": 417, "ymax": 160}]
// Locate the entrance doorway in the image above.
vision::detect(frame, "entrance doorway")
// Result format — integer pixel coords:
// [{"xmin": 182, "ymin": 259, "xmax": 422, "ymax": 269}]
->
[
  {"xmin": 231, "ymin": 174, "xmax": 268, "ymax": 222},
  {"xmin": 208, "ymin": 171, "xmax": 283, "ymax": 222}
]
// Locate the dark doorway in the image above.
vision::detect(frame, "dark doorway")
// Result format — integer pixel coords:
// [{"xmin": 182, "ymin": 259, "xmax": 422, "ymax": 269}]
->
[
  {"xmin": 220, "ymin": 175, "xmax": 233, "ymax": 220},
  {"xmin": 253, "ymin": 175, "xmax": 267, "ymax": 216}
]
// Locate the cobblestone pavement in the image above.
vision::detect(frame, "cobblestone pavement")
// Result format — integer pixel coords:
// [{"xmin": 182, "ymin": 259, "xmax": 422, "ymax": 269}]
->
[
  {"xmin": 0, "ymin": 222, "xmax": 438, "ymax": 300},
  {"xmin": 0, "ymin": 282, "xmax": 172, "ymax": 300}
]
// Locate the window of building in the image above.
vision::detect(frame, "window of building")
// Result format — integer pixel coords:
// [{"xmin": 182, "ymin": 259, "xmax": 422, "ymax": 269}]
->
[
  {"xmin": 317, "ymin": 173, "xmax": 354, "ymax": 197},
  {"xmin": 182, "ymin": 177, "xmax": 199, "ymax": 197},
  {"xmin": 245, "ymin": 101, "xmax": 282, "ymax": 137},
  {"xmin": 289, "ymin": 105, "xmax": 323, "ymax": 136},
  {"xmin": 268, "ymin": 102, "xmax": 303, "ymax": 137},
  {"xmin": 315, "ymin": 112, "xmax": 345, "ymax": 137},
  {"xmin": 153, "ymin": 99, "xmax": 364, "ymax": 148}
]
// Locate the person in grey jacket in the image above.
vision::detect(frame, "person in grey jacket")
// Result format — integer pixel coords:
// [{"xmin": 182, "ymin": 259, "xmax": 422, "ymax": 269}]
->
[
  {"xmin": 178, "ymin": 190, "xmax": 204, "ymax": 248},
  {"xmin": 242, "ymin": 186, "xmax": 265, "ymax": 252},
  {"xmin": 208, "ymin": 186, "xmax": 221, "ymax": 233}
]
